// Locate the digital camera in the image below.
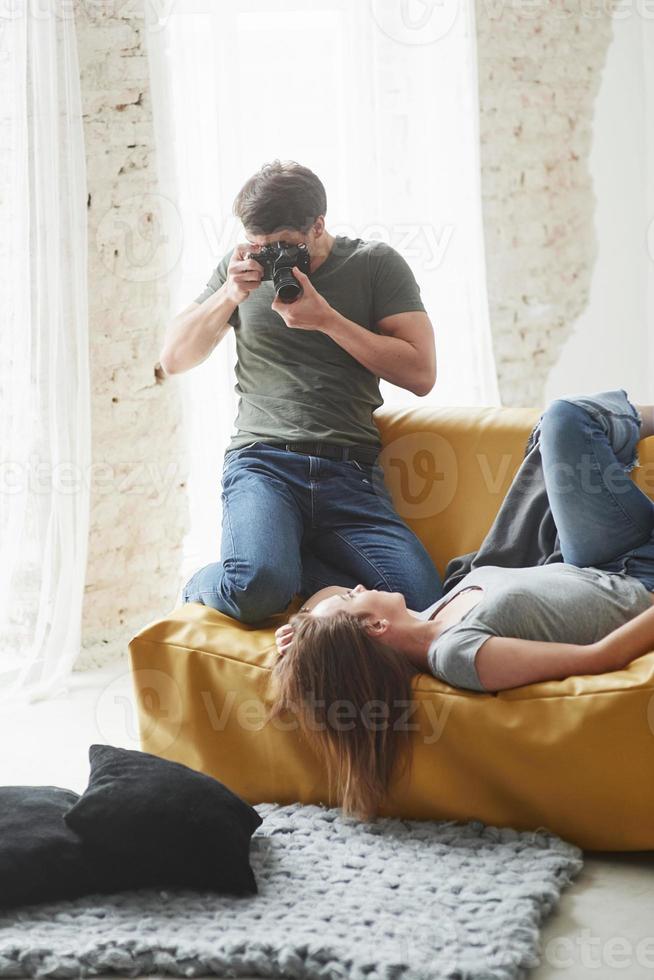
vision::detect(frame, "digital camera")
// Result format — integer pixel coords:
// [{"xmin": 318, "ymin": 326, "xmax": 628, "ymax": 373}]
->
[{"xmin": 246, "ymin": 241, "xmax": 311, "ymax": 304}]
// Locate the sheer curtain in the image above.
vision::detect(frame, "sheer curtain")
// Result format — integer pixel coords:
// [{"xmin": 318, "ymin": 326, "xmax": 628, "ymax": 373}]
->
[
  {"xmin": 145, "ymin": 0, "xmax": 499, "ymax": 579},
  {"xmin": 0, "ymin": 3, "xmax": 91, "ymax": 703}
]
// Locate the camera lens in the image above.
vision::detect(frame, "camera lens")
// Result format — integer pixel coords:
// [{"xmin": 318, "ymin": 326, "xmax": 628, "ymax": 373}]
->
[{"xmin": 274, "ymin": 268, "xmax": 303, "ymax": 304}]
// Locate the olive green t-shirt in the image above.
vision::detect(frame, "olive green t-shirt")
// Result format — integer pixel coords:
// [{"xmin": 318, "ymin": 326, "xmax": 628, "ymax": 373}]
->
[{"xmin": 193, "ymin": 235, "xmax": 428, "ymax": 451}]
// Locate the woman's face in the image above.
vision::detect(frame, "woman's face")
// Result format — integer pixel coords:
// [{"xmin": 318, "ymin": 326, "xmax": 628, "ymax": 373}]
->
[{"xmin": 308, "ymin": 583, "xmax": 408, "ymax": 626}]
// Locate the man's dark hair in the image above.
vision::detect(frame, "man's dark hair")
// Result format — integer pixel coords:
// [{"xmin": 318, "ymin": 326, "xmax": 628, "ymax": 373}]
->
[{"xmin": 233, "ymin": 160, "xmax": 327, "ymax": 236}]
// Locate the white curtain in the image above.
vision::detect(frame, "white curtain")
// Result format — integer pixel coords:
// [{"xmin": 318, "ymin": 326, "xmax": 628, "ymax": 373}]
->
[
  {"xmin": 0, "ymin": 2, "xmax": 91, "ymax": 703},
  {"xmin": 145, "ymin": 0, "xmax": 499, "ymax": 580}
]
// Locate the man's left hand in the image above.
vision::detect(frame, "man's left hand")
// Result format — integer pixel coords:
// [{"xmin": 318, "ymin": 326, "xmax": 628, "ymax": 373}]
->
[{"xmin": 271, "ymin": 267, "xmax": 333, "ymax": 331}]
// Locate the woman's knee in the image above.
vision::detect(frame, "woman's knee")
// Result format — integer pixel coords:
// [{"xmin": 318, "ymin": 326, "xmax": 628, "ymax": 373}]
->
[
  {"xmin": 540, "ymin": 395, "xmax": 641, "ymax": 473},
  {"xmin": 540, "ymin": 398, "xmax": 589, "ymax": 438}
]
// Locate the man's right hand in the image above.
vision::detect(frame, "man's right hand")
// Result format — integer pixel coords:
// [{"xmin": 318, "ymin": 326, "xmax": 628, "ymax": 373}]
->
[{"xmin": 225, "ymin": 243, "xmax": 264, "ymax": 305}]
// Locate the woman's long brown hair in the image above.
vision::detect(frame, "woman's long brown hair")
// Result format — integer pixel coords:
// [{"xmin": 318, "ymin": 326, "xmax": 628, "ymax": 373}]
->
[{"xmin": 269, "ymin": 609, "xmax": 417, "ymax": 820}]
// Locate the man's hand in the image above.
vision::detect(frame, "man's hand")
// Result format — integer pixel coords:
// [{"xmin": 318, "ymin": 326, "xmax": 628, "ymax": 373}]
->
[
  {"xmin": 271, "ymin": 267, "xmax": 332, "ymax": 330},
  {"xmin": 275, "ymin": 622, "xmax": 296, "ymax": 658},
  {"xmin": 225, "ymin": 243, "xmax": 264, "ymax": 305}
]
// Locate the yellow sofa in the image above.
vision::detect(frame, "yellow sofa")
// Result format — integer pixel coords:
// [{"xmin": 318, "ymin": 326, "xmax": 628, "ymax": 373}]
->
[{"xmin": 128, "ymin": 405, "xmax": 654, "ymax": 851}]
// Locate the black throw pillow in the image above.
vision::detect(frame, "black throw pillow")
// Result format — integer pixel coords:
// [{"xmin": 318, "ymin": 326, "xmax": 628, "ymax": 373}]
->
[
  {"xmin": 64, "ymin": 744, "xmax": 262, "ymax": 895},
  {"xmin": 0, "ymin": 785, "xmax": 145, "ymax": 909}
]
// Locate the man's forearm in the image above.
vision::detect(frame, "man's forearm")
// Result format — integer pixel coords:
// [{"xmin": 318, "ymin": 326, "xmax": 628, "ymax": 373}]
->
[
  {"xmin": 320, "ymin": 309, "xmax": 431, "ymax": 396},
  {"xmin": 160, "ymin": 284, "xmax": 238, "ymax": 375}
]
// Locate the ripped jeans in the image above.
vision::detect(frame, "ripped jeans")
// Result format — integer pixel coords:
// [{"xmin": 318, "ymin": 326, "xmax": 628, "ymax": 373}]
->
[{"xmin": 537, "ymin": 388, "xmax": 654, "ymax": 591}]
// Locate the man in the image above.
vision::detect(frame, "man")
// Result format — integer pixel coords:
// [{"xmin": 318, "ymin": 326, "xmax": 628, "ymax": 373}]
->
[{"xmin": 160, "ymin": 160, "xmax": 443, "ymax": 623}]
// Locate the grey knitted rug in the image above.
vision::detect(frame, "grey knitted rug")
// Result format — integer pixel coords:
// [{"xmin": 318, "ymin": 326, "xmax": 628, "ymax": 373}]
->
[{"xmin": 0, "ymin": 803, "xmax": 582, "ymax": 980}]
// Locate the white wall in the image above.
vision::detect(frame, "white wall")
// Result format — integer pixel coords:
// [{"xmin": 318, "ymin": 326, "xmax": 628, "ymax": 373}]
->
[{"xmin": 546, "ymin": 13, "xmax": 653, "ymax": 404}]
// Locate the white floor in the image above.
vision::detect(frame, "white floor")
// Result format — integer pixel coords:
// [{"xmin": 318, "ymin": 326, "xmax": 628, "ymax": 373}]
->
[{"xmin": 2, "ymin": 659, "xmax": 653, "ymax": 980}]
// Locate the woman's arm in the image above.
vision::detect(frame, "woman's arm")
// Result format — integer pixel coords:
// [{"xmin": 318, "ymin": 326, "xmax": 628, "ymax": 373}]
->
[
  {"xmin": 476, "ymin": 603, "xmax": 654, "ymax": 691},
  {"xmin": 594, "ymin": 601, "xmax": 654, "ymax": 669},
  {"xmin": 475, "ymin": 637, "xmax": 604, "ymax": 691}
]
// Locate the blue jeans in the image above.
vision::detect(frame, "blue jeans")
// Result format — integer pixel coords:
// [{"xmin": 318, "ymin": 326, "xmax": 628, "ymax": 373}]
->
[
  {"xmin": 538, "ymin": 388, "xmax": 654, "ymax": 591},
  {"xmin": 182, "ymin": 442, "xmax": 443, "ymax": 623}
]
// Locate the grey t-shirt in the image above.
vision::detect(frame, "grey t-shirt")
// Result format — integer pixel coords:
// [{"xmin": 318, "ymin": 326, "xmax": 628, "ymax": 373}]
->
[
  {"xmin": 417, "ymin": 565, "xmax": 653, "ymax": 692},
  {"xmin": 194, "ymin": 236, "xmax": 427, "ymax": 452}
]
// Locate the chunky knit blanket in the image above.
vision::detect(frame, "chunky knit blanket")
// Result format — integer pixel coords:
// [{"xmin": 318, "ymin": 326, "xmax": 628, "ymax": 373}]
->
[{"xmin": 0, "ymin": 802, "xmax": 582, "ymax": 980}]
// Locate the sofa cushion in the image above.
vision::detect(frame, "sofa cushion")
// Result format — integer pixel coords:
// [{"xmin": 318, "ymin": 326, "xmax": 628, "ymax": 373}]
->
[{"xmin": 64, "ymin": 744, "xmax": 262, "ymax": 895}]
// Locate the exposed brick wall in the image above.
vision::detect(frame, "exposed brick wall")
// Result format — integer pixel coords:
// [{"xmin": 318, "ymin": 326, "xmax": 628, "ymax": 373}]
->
[
  {"xmin": 476, "ymin": 0, "xmax": 614, "ymax": 406},
  {"xmin": 74, "ymin": 0, "xmax": 187, "ymax": 669}
]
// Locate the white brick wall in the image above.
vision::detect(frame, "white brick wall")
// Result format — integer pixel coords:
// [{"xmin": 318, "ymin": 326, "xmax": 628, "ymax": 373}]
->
[
  {"xmin": 476, "ymin": 0, "xmax": 614, "ymax": 406},
  {"xmin": 74, "ymin": 0, "xmax": 187, "ymax": 669},
  {"xmin": 67, "ymin": 0, "xmax": 613, "ymax": 666}
]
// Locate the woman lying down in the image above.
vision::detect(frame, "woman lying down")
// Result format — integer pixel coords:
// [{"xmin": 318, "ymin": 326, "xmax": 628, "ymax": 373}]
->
[{"xmin": 272, "ymin": 389, "xmax": 654, "ymax": 818}]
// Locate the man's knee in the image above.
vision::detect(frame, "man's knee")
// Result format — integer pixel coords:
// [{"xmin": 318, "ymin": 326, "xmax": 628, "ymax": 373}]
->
[
  {"xmin": 227, "ymin": 561, "xmax": 300, "ymax": 624},
  {"xmin": 181, "ymin": 560, "xmax": 298, "ymax": 623}
]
